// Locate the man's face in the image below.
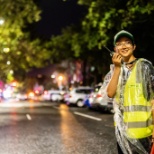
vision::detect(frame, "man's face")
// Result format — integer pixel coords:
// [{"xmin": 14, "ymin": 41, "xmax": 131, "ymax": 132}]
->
[{"xmin": 114, "ymin": 37, "xmax": 135, "ymax": 58}]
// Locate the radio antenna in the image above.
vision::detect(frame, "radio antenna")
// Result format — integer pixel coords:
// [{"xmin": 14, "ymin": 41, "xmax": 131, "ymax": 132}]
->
[{"xmin": 103, "ymin": 46, "xmax": 114, "ymax": 57}]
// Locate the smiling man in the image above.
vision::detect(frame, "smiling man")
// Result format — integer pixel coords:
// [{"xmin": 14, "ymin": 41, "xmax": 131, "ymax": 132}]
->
[{"xmin": 107, "ymin": 30, "xmax": 154, "ymax": 154}]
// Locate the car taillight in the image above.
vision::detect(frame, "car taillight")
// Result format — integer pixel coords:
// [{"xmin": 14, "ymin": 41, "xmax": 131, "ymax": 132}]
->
[
  {"xmin": 28, "ymin": 92, "xmax": 34, "ymax": 97},
  {"xmin": 35, "ymin": 90, "xmax": 39, "ymax": 94},
  {"xmin": 44, "ymin": 91, "xmax": 48, "ymax": 94},
  {"xmin": 96, "ymin": 94, "xmax": 102, "ymax": 98}
]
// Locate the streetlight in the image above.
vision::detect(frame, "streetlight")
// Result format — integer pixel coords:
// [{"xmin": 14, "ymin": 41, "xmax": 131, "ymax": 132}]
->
[
  {"xmin": 58, "ymin": 75, "xmax": 63, "ymax": 81},
  {"xmin": 51, "ymin": 74, "xmax": 55, "ymax": 79},
  {"xmin": 57, "ymin": 75, "xmax": 64, "ymax": 90}
]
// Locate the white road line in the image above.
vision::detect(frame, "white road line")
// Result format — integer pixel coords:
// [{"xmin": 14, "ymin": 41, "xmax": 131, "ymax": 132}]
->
[
  {"xmin": 74, "ymin": 112, "xmax": 102, "ymax": 121},
  {"xmin": 26, "ymin": 114, "xmax": 32, "ymax": 120},
  {"xmin": 52, "ymin": 106, "xmax": 59, "ymax": 109},
  {"xmin": 105, "ymin": 124, "xmax": 114, "ymax": 128}
]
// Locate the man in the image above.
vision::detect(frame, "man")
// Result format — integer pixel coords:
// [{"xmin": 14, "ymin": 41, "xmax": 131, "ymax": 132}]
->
[{"xmin": 107, "ymin": 30, "xmax": 154, "ymax": 154}]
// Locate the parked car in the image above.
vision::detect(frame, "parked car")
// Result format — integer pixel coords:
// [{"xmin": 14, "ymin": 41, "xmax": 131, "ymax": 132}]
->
[
  {"xmin": 84, "ymin": 84, "xmax": 102, "ymax": 108},
  {"xmin": 16, "ymin": 92, "xmax": 28, "ymax": 101},
  {"xmin": 42, "ymin": 90, "xmax": 65, "ymax": 102},
  {"xmin": 25, "ymin": 91, "xmax": 40, "ymax": 101},
  {"xmin": 87, "ymin": 86, "xmax": 114, "ymax": 113},
  {"xmin": 66, "ymin": 86, "xmax": 93, "ymax": 107},
  {"xmin": 63, "ymin": 91, "xmax": 70, "ymax": 103}
]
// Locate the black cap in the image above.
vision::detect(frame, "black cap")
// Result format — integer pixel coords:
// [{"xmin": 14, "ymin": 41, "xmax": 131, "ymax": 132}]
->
[{"xmin": 113, "ymin": 30, "xmax": 134, "ymax": 45}]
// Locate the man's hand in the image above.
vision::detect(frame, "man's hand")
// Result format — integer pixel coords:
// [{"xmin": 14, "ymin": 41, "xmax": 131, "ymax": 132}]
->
[{"xmin": 112, "ymin": 53, "xmax": 122, "ymax": 68}]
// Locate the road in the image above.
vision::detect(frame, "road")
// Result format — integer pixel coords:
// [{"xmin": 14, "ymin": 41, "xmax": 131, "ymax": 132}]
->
[{"xmin": 0, "ymin": 99, "xmax": 117, "ymax": 154}]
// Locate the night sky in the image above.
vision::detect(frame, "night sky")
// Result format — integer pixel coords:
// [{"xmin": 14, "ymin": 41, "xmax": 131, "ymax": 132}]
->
[{"xmin": 34, "ymin": 0, "xmax": 86, "ymax": 39}]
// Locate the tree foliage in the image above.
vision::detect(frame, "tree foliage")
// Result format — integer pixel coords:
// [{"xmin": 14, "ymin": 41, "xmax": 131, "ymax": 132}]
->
[
  {"xmin": 1, "ymin": 0, "xmax": 154, "ymax": 84},
  {"xmin": 77, "ymin": 0, "xmax": 154, "ymax": 62},
  {"xmin": 47, "ymin": 0, "xmax": 154, "ymax": 84},
  {"xmin": 0, "ymin": 0, "xmax": 50, "ymax": 82}
]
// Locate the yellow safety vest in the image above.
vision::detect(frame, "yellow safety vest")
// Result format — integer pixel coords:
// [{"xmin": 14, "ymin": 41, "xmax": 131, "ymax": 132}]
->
[{"xmin": 116, "ymin": 59, "xmax": 153, "ymax": 139}]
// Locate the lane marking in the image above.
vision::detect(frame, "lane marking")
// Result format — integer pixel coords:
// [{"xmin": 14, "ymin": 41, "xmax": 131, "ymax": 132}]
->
[
  {"xmin": 26, "ymin": 114, "xmax": 32, "ymax": 120},
  {"xmin": 74, "ymin": 112, "xmax": 102, "ymax": 121},
  {"xmin": 105, "ymin": 124, "xmax": 114, "ymax": 128},
  {"xmin": 52, "ymin": 106, "xmax": 59, "ymax": 110}
]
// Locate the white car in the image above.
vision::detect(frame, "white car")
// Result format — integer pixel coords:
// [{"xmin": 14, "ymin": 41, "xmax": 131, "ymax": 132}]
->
[
  {"xmin": 88, "ymin": 86, "xmax": 114, "ymax": 113},
  {"xmin": 67, "ymin": 86, "xmax": 93, "ymax": 107},
  {"xmin": 16, "ymin": 93, "xmax": 28, "ymax": 100},
  {"xmin": 42, "ymin": 90, "xmax": 64, "ymax": 102}
]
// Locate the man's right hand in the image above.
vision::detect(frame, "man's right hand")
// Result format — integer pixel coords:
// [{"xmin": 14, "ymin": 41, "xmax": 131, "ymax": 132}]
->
[{"xmin": 112, "ymin": 53, "xmax": 122, "ymax": 67}]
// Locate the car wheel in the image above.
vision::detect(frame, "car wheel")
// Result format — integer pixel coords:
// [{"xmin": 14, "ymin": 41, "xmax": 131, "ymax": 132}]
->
[{"xmin": 76, "ymin": 99, "xmax": 84, "ymax": 107}]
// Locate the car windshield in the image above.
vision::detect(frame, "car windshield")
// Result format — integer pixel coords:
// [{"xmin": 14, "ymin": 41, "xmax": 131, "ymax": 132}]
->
[{"xmin": 75, "ymin": 89, "xmax": 92, "ymax": 94}]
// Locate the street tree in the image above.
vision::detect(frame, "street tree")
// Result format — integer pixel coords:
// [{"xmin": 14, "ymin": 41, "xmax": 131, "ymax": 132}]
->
[
  {"xmin": 48, "ymin": 0, "xmax": 154, "ymax": 84},
  {"xmin": 77, "ymin": 0, "xmax": 154, "ymax": 62},
  {"xmin": 0, "ymin": 0, "xmax": 50, "ymax": 82}
]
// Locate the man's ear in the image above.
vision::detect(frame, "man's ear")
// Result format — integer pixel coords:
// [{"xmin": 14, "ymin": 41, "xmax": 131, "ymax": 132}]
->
[
  {"xmin": 114, "ymin": 47, "xmax": 118, "ymax": 53},
  {"xmin": 133, "ymin": 44, "xmax": 136, "ymax": 50}
]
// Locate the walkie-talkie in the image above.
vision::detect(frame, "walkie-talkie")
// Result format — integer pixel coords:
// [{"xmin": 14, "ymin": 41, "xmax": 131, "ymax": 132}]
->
[{"xmin": 104, "ymin": 46, "xmax": 114, "ymax": 57}]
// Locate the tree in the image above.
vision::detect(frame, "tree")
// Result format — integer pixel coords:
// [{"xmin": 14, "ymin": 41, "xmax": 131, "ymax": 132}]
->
[
  {"xmin": 77, "ymin": 0, "xmax": 154, "ymax": 63},
  {"xmin": 48, "ymin": 0, "xmax": 154, "ymax": 84},
  {"xmin": 0, "ymin": 0, "xmax": 50, "ymax": 82}
]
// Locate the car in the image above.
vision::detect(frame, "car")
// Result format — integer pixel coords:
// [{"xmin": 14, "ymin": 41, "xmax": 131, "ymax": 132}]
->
[
  {"xmin": 16, "ymin": 92, "xmax": 28, "ymax": 101},
  {"xmin": 41, "ymin": 90, "xmax": 65, "ymax": 102},
  {"xmin": 66, "ymin": 86, "xmax": 93, "ymax": 107},
  {"xmin": 87, "ymin": 86, "xmax": 114, "ymax": 113},
  {"xmin": 84, "ymin": 84, "xmax": 102, "ymax": 108},
  {"xmin": 50, "ymin": 92, "xmax": 63, "ymax": 102},
  {"xmin": 63, "ymin": 91, "xmax": 70, "ymax": 103}
]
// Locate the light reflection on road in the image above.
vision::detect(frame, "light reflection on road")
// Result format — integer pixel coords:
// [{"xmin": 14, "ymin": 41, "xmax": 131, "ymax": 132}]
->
[
  {"xmin": 0, "ymin": 100, "xmax": 46, "ymax": 108},
  {"xmin": 59, "ymin": 104, "xmax": 85, "ymax": 153}
]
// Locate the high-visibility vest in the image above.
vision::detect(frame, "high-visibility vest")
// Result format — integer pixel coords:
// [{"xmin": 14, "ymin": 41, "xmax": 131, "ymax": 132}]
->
[{"xmin": 116, "ymin": 59, "xmax": 153, "ymax": 139}]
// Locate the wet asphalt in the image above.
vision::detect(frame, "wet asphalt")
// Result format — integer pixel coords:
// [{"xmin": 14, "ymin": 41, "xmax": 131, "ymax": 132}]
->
[{"xmin": 0, "ymin": 100, "xmax": 117, "ymax": 154}]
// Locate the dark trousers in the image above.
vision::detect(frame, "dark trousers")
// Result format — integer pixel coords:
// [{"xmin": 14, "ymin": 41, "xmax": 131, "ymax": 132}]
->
[
  {"xmin": 117, "ymin": 142, "xmax": 124, "ymax": 154},
  {"xmin": 117, "ymin": 136, "xmax": 152, "ymax": 154}
]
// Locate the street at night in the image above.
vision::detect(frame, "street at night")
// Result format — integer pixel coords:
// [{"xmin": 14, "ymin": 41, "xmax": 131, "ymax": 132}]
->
[
  {"xmin": 0, "ymin": 1, "xmax": 154, "ymax": 154},
  {"xmin": 0, "ymin": 100, "xmax": 116, "ymax": 154}
]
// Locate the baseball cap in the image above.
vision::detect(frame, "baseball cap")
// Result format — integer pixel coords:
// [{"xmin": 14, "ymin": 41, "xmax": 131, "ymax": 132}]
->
[{"xmin": 113, "ymin": 30, "xmax": 134, "ymax": 45}]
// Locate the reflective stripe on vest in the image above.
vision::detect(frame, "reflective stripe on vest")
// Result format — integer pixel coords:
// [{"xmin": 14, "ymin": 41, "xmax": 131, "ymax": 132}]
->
[
  {"xmin": 124, "ymin": 105, "xmax": 151, "ymax": 112},
  {"xmin": 118, "ymin": 59, "xmax": 153, "ymax": 138},
  {"xmin": 124, "ymin": 118, "xmax": 153, "ymax": 128}
]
